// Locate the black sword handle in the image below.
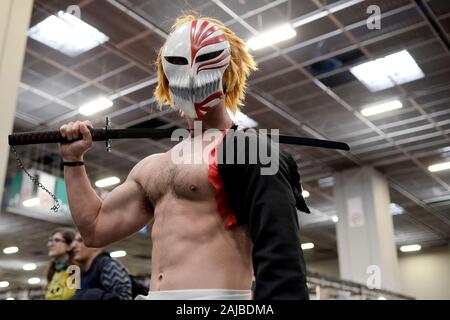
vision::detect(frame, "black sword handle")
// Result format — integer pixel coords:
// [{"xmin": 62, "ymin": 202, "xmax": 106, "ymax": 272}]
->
[
  {"xmin": 8, "ymin": 128, "xmax": 176, "ymax": 146},
  {"xmin": 8, "ymin": 129, "xmax": 107, "ymax": 146}
]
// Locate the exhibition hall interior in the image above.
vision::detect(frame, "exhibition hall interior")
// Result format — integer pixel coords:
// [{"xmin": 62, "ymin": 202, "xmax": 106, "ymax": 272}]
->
[{"xmin": 0, "ymin": 0, "xmax": 449, "ymax": 300}]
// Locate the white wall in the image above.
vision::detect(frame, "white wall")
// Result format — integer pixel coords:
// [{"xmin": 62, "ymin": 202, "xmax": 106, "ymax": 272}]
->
[
  {"xmin": 398, "ymin": 244, "xmax": 450, "ymax": 300},
  {"xmin": 306, "ymin": 244, "xmax": 450, "ymax": 300},
  {"xmin": 307, "ymin": 258, "xmax": 340, "ymax": 278},
  {"xmin": 0, "ymin": 0, "xmax": 33, "ymax": 207}
]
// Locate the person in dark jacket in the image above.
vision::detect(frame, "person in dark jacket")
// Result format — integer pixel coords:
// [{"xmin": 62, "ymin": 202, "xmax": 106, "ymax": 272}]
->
[{"xmin": 70, "ymin": 232, "xmax": 132, "ymax": 300}]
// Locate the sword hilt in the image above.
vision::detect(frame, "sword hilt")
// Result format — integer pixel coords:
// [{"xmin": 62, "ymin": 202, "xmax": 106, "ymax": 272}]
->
[
  {"xmin": 8, "ymin": 118, "xmax": 113, "ymax": 151},
  {"xmin": 8, "ymin": 128, "xmax": 107, "ymax": 146}
]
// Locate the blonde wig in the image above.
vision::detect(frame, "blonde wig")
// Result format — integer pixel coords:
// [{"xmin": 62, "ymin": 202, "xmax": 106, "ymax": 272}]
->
[{"xmin": 154, "ymin": 15, "xmax": 257, "ymax": 114}]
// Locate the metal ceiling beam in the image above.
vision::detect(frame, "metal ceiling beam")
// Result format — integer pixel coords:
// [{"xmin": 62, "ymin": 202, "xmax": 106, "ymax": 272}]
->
[
  {"xmin": 291, "ymin": 0, "xmax": 366, "ymax": 28},
  {"xmin": 292, "ymin": 39, "xmax": 447, "ymax": 93},
  {"xmin": 336, "ymin": 96, "xmax": 450, "ymax": 140},
  {"xmin": 32, "ymin": 28, "xmax": 155, "ymax": 93},
  {"xmin": 350, "ymin": 119, "xmax": 450, "ymax": 148},
  {"xmin": 382, "ymin": 164, "xmax": 435, "ymax": 177},
  {"xmin": 414, "ymin": 0, "xmax": 450, "ymax": 49},
  {"xmin": 281, "ymin": 49, "xmax": 447, "ymax": 107},
  {"xmin": 108, "ymin": 77, "xmax": 158, "ymax": 100},
  {"xmin": 33, "ymin": 1, "xmax": 153, "ymax": 75},
  {"xmin": 221, "ymin": 68, "xmax": 450, "ymax": 140},
  {"xmin": 89, "ymin": 0, "xmax": 367, "ymax": 139},
  {"xmin": 360, "ymin": 130, "xmax": 449, "ymax": 154},
  {"xmin": 31, "ymin": 0, "xmax": 181, "ymax": 131},
  {"xmin": 16, "ymin": 82, "xmax": 169, "ymax": 155},
  {"xmin": 19, "ymin": 82, "xmax": 75, "ymax": 111},
  {"xmin": 423, "ymin": 194, "xmax": 450, "ymax": 204},
  {"xmin": 107, "ymin": 1, "xmax": 410, "ymax": 102},
  {"xmin": 389, "ymin": 180, "xmax": 450, "ymax": 239},
  {"xmin": 211, "ymin": 0, "xmax": 364, "ymax": 162},
  {"xmin": 105, "ymin": 0, "xmax": 168, "ymax": 39},
  {"xmin": 24, "ymin": 0, "xmax": 299, "ymax": 137},
  {"xmin": 26, "ymin": 2, "xmax": 425, "ymax": 138},
  {"xmin": 248, "ymin": 6, "xmax": 450, "ymax": 156},
  {"xmin": 312, "ymin": 68, "xmax": 450, "ymax": 125},
  {"xmin": 223, "ymin": 0, "xmax": 289, "ymax": 27},
  {"xmin": 24, "ymin": 48, "xmax": 153, "ymax": 127},
  {"xmin": 309, "ymin": 0, "xmax": 450, "ymax": 232},
  {"xmin": 311, "ymin": 0, "xmax": 450, "ymax": 179},
  {"xmin": 14, "ymin": 111, "xmax": 41, "ymax": 126},
  {"xmin": 363, "ymin": 139, "xmax": 450, "ymax": 164},
  {"xmin": 27, "ymin": 63, "xmax": 135, "ymax": 113},
  {"xmin": 31, "ymin": 3, "xmax": 420, "ymax": 130},
  {"xmin": 248, "ymin": 89, "xmax": 364, "ymax": 166},
  {"xmin": 24, "ymin": 49, "xmax": 181, "ymax": 137},
  {"xmin": 209, "ymin": 0, "xmax": 450, "ymax": 238},
  {"xmin": 256, "ymin": 3, "xmax": 416, "ymax": 64}
]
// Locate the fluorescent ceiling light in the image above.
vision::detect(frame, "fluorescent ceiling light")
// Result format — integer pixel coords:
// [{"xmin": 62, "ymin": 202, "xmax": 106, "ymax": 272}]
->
[
  {"xmin": 428, "ymin": 161, "xmax": 450, "ymax": 172},
  {"xmin": 95, "ymin": 176, "xmax": 120, "ymax": 188},
  {"xmin": 351, "ymin": 50, "xmax": 424, "ymax": 92},
  {"xmin": 292, "ymin": 11, "xmax": 328, "ymax": 28},
  {"xmin": 6, "ymin": 297, "xmax": 15, "ymax": 300},
  {"xmin": 400, "ymin": 244, "xmax": 421, "ymax": 253},
  {"xmin": 247, "ymin": 24, "xmax": 296, "ymax": 50},
  {"xmin": 390, "ymin": 203, "xmax": 404, "ymax": 215},
  {"xmin": 0, "ymin": 281, "xmax": 10, "ymax": 288},
  {"xmin": 27, "ymin": 277, "xmax": 41, "ymax": 285},
  {"xmin": 361, "ymin": 100, "xmax": 402, "ymax": 117},
  {"xmin": 378, "ymin": 296, "xmax": 387, "ymax": 300},
  {"xmin": 79, "ymin": 97, "xmax": 113, "ymax": 116},
  {"xmin": 318, "ymin": 176, "xmax": 334, "ymax": 188},
  {"xmin": 28, "ymin": 11, "xmax": 109, "ymax": 57},
  {"xmin": 292, "ymin": 0, "xmax": 365, "ymax": 28},
  {"xmin": 328, "ymin": 0, "xmax": 366, "ymax": 13},
  {"xmin": 3, "ymin": 246, "xmax": 19, "ymax": 254},
  {"xmin": 22, "ymin": 197, "xmax": 40, "ymax": 208},
  {"xmin": 301, "ymin": 242, "xmax": 314, "ymax": 250},
  {"xmin": 227, "ymin": 109, "xmax": 258, "ymax": 128},
  {"xmin": 331, "ymin": 215, "xmax": 339, "ymax": 223},
  {"xmin": 110, "ymin": 250, "xmax": 126, "ymax": 258},
  {"xmin": 23, "ymin": 263, "xmax": 37, "ymax": 271},
  {"xmin": 302, "ymin": 190, "xmax": 310, "ymax": 198}
]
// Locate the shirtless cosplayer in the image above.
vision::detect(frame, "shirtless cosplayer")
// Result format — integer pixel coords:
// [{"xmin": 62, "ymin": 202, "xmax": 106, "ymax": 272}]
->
[{"xmin": 59, "ymin": 15, "xmax": 310, "ymax": 300}]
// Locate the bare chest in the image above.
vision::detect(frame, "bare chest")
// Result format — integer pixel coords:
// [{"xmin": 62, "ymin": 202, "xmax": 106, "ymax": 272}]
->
[{"xmin": 141, "ymin": 138, "xmax": 219, "ymax": 204}]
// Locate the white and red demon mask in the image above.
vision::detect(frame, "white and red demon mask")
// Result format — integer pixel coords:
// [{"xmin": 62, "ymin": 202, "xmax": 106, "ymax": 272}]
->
[{"xmin": 162, "ymin": 19, "xmax": 231, "ymax": 118}]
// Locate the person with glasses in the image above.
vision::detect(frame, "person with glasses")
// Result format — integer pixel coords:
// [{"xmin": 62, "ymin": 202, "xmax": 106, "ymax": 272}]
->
[
  {"xmin": 45, "ymin": 228, "xmax": 77, "ymax": 300},
  {"xmin": 70, "ymin": 232, "xmax": 132, "ymax": 300}
]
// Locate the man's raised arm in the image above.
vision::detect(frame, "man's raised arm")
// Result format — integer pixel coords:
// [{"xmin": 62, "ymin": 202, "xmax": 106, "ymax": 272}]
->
[{"xmin": 60, "ymin": 121, "xmax": 153, "ymax": 247}]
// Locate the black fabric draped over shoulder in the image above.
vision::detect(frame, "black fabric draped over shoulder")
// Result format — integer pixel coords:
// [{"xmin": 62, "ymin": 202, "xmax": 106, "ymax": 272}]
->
[{"xmin": 216, "ymin": 126, "xmax": 310, "ymax": 300}]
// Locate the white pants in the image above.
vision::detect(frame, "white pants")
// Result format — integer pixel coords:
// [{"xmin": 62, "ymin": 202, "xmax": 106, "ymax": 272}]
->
[{"xmin": 135, "ymin": 289, "xmax": 252, "ymax": 300}]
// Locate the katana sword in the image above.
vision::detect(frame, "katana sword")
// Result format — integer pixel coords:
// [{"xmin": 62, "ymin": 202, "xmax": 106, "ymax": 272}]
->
[
  {"xmin": 8, "ymin": 117, "xmax": 350, "ymax": 151},
  {"xmin": 8, "ymin": 117, "xmax": 350, "ymax": 213}
]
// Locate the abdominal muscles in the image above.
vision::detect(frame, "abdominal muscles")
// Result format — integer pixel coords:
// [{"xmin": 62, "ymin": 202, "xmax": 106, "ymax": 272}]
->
[{"xmin": 149, "ymin": 195, "xmax": 253, "ymax": 291}]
